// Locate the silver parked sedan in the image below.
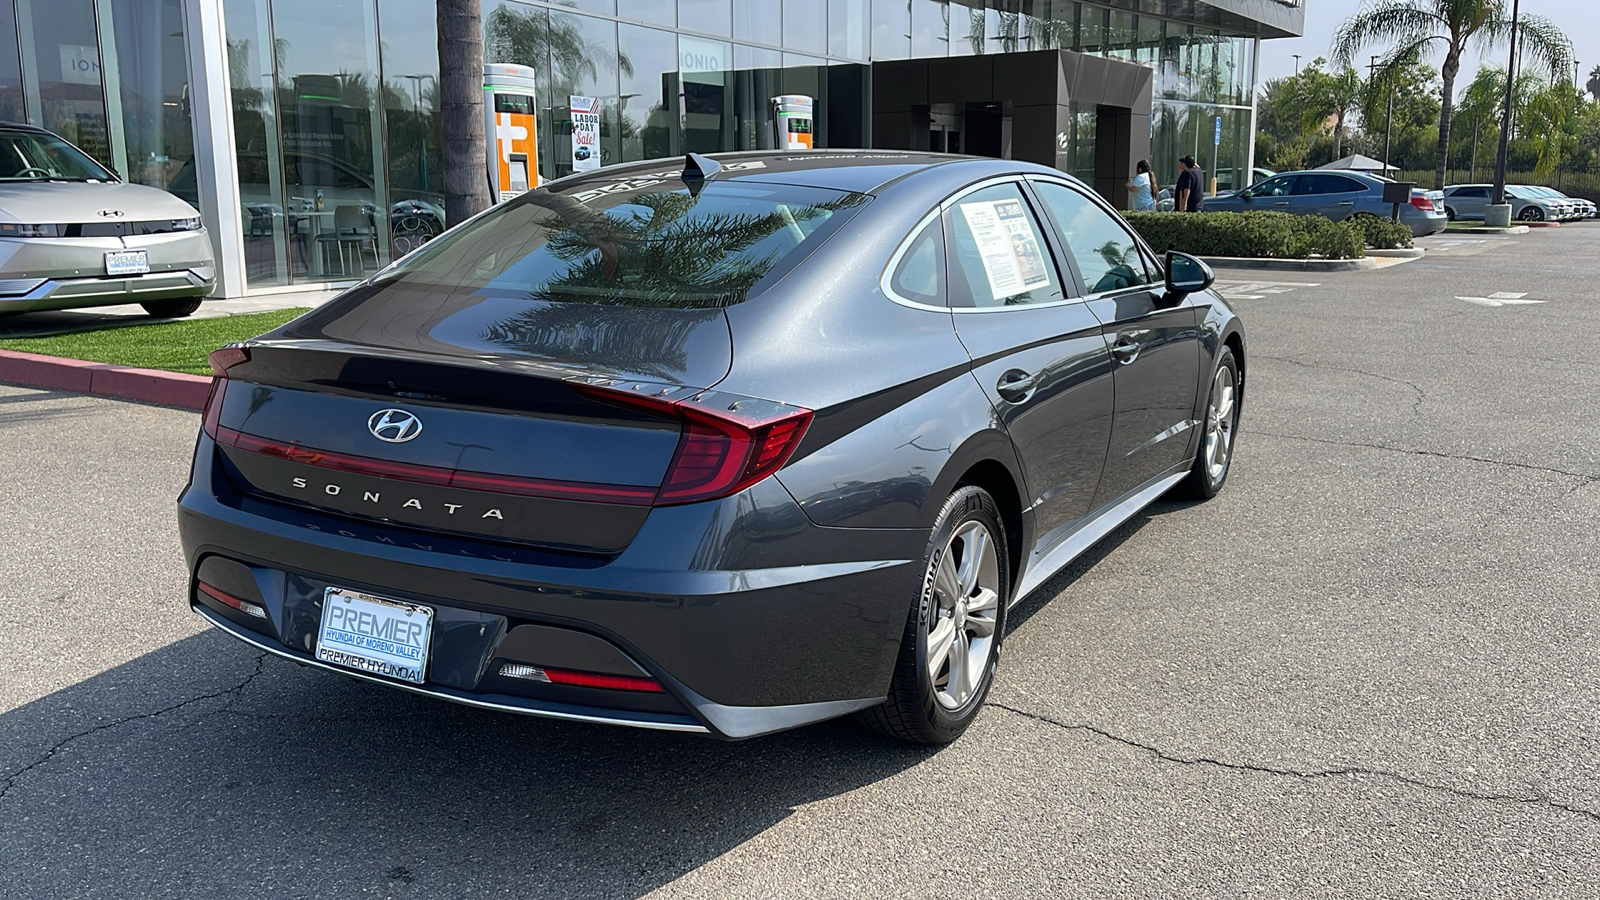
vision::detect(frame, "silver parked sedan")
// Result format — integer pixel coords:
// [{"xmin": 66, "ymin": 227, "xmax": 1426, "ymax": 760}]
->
[{"xmin": 0, "ymin": 124, "xmax": 215, "ymax": 317}]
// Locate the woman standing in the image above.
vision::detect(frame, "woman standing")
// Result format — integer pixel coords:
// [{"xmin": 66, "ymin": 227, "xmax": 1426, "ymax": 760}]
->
[{"xmin": 1127, "ymin": 160, "xmax": 1157, "ymax": 211}]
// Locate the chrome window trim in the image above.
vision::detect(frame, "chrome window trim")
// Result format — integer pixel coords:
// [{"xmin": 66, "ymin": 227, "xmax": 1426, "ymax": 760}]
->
[{"xmin": 880, "ymin": 175, "xmax": 1091, "ymax": 315}]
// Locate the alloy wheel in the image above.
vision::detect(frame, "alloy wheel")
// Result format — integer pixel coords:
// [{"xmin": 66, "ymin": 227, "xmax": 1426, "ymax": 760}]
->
[
  {"xmin": 926, "ymin": 520, "xmax": 1001, "ymax": 710},
  {"xmin": 1518, "ymin": 207, "xmax": 1543, "ymax": 221},
  {"xmin": 1204, "ymin": 364, "xmax": 1237, "ymax": 483}
]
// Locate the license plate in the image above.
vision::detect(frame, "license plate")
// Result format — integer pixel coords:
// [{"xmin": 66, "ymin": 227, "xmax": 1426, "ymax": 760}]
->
[
  {"xmin": 104, "ymin": 249, "xmax": 149, "ymax": 275},
  {"xmin": 316, "ymin": 588, "xmax": 433, "ymax": 684}
]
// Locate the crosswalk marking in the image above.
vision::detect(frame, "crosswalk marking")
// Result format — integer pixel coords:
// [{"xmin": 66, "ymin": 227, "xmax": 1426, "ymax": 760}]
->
[{"xmin": 1213, "ymin": 280, "xmax": 1321, "ymax": 300}]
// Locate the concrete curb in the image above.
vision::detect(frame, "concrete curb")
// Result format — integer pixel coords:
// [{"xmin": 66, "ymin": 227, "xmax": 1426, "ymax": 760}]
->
[
  {"xmin": 1199, "ymin": 256, "xmax": 1383, "ymax": 272},
  {"xmin": 0, "ymin": 348, "xmax": 211, "ymax": 410},
  {"xmin": 1447, "ymin": 225, "xmax": 1531, "ymax": 234},
  {"xmin": 1366, "ymin": 248, "xmax": 1426, "ymax": 258}
]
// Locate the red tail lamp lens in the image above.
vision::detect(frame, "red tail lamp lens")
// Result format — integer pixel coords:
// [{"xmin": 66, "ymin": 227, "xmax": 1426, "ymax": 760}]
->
[
  {"xmin": 574, "ymin": 383, "xmax": 812, "ymax": 506},
  {"xmin": 197, "ymin": 580, "xmax": 267, "ymax": 619},
  {"xmin": 1409, "ymin": 195, "xmax": 1435, "ymax": 212},
  {"xmin": 202, "ymin": 346, "xmax": 250, "ymax": 439}
]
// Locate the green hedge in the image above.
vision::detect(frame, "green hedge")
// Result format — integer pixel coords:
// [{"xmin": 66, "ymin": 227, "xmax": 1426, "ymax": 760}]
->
[
  {"xmin": 1345, "ymin": 214, "xmax": 1415, "ymax": 250},
  {"xmin": 1123, "ymin": 211, "xmax": 1371, "ymax": 260}
]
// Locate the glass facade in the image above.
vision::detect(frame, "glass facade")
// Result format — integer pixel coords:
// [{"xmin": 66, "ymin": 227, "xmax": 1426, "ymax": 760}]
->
[{"xmin": 0, "ymin": 0, "xmax": 1270, "ymax": 294}]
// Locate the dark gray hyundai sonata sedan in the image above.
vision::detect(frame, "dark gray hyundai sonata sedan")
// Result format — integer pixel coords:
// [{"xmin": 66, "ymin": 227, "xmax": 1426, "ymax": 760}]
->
[{"xmin": 180, "ymin": 150, "xmax": 1244, "ymax": 744}]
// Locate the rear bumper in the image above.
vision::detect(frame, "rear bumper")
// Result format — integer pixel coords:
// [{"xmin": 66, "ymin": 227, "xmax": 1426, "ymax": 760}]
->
[{"xmin": 178, "ymin": 434, "xmax": 923, "ymax": 739}]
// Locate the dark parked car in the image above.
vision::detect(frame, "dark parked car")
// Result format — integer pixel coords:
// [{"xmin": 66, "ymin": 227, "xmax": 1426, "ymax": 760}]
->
[
  {"xmin": 1203, "ymin": 169, "xmax": 1447, "ymax": 236},
  {"xmin": 181, "ymin": 151, "xmax": 1245, "ymax": 744}
]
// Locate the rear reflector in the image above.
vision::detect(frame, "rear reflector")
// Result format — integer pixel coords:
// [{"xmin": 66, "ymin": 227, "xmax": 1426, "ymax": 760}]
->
[
  {"xmin": 198, "ymin": 580, "xmax": 268, "ymax": 619},
  {"xmin": 499, "ymin": 663, "xmax": 666, "ymax": 693},
  {"xmin": 572, "ymin": 382, "xmax": 812, "ymax": 505}
]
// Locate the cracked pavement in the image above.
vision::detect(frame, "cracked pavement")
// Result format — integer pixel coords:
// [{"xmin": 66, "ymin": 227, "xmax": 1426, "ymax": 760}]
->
[{"xmin": 2, "ymin": 224, "xmax": 1599, "ymax": 898}]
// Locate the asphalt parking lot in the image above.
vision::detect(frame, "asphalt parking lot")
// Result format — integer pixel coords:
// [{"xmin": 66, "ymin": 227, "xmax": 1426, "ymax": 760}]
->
[{"xmin": 3, "ymin": 223, "xmax": 1598, "ymax": 898}]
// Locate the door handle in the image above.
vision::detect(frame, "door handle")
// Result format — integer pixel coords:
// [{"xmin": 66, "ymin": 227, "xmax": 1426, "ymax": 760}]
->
[
  {"xmin": 1110, "ymin": 338, "xmax": 1141, "ymax": 364},
  {"xmin": 1337, "ymin": 200, "xmax": 1355, "ymax": 205},
  {"xmin": 996, "ymin": 369, "xmax": 1037, "ymax": 402}
]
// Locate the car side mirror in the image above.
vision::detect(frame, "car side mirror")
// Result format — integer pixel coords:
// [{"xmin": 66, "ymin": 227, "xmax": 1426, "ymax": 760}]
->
[
  {"xmin": 1165, "ymin": 251, "xmax": 1214, "ymax": 296},
  {"xmin": 1239, "ymin": 190, "xmax": 1252, "ymax": 201}
]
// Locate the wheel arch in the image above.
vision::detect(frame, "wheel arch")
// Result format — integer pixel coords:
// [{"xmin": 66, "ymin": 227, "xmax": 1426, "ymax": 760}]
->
[{"xmin": 924, "ymin": 429, "xmax": 1030, "ymax": 592}]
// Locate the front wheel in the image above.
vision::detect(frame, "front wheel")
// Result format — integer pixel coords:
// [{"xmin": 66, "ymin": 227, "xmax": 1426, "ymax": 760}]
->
[
  {"xmin": 859, "ymin": 486, "xmax": 1009, "ymax": 744},
  {"xmin": 140, "ymin": 298, "xmax": 203, "ymax": 318},
  {"xmin": 1517, "ymin": 206, "xmax": 1544, "ymax": 222},
  {"xmin": 1178, "ymin": 346, "xmax": 1240, "ymax": 500}
]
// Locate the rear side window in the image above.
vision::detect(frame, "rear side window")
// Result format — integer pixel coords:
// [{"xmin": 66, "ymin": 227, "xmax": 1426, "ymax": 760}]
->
[
  {"xmin": 888, "ymin": 216, "xmax": 945, "ymax": 306},
  {"xmin": 375, "ymin": 177, "xmax": 868, "ymax": 308},
  {"xmin": 945, "ymin": 183, "xmax": 1064, "ymax": 308},
  {"xmin": 1294, "ymin": 174, "xmax": 1361, "ymax": 195}
]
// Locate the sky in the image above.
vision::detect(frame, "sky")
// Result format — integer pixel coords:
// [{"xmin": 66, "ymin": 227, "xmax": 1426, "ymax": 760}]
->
[{"xmin": 1257, "ymin": 0, "xmax": 1600, "ymax": 92}]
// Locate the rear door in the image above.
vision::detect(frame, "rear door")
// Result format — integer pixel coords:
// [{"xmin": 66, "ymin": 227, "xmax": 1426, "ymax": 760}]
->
[
  {"xmin": 1027, "ymin": 177, "xmax": 1202, "ymax": 508},
  {"xmin": 940, "ymin": 180, "xmax": 1115, "ymax": 552},
  {"xmin": 1449, "ymin": 186, "xmax": 1489, "ymax": 219},
  {"xmin": 1292, "ymin": 173, "xmax": 1365, "ymax": 220}
]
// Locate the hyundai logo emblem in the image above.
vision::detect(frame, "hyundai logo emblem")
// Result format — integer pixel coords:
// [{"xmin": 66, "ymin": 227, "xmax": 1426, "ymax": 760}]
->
[
  {"xmin": 95, "ymin": 208, "xmax": 125, "ymax": 218},
  {"xmin": 368, "ymin": 408, "xmax": 423, "ymax": 443}
]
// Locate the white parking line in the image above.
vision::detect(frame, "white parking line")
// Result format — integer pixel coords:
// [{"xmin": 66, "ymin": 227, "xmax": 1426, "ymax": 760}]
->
[
  {"xmin": 1213, "ymin": 280, "xmax": 1321, "ymax": 300},
  {"xmin": 1456, "ymin": 291, "xmax": 1545, "ymax": 307}
]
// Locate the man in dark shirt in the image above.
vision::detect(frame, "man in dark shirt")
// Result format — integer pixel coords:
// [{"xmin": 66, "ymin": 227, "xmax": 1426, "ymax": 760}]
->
[{"xmin": 1175, "ymin": 156, "xmax": 1204, "ymax": 212}]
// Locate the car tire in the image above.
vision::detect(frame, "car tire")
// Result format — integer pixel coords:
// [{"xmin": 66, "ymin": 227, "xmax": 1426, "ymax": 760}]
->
[
  {"xmin": 140, "ymin": 298, "xmax": 203, "ymax": 318},
  {"xmin": 859, "ymin": 485, "xmax": 1009, "ymax": 745},
  {"xmin": 1518, "ymin": 207, "xmax": 1544, "ymax": 222},
  {"xmin": 1444, "ymin": 206, "xmax": 1456, "ymax": 221},
  {"xmin": 1177, "ymin": 345, "xmax": 1241, "ymax": 500}
]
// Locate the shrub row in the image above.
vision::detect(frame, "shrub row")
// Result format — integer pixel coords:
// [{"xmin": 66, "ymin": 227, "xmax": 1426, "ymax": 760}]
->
[
  {"xmin": 1345, "ymin": 214, "xmax": 1415, "ymax": 250},
  {"xmin": 1123, "ymin": 211, "xmax": 1381, "ymax": 260}
]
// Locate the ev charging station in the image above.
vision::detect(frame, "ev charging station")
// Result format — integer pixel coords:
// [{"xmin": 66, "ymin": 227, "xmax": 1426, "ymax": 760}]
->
[
  {"xmin": 483, "ymin": 63, "xmax": 540, "ymax": 202},
  {"xmin": 770, "ymin": 95, "xmax": 814, "ymax": 150}
]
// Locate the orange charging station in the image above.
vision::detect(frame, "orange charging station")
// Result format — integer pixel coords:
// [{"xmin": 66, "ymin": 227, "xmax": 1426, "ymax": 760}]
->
[{"xmin": 484, "ymin": 63, "xmax": 539, "ymax": 203}]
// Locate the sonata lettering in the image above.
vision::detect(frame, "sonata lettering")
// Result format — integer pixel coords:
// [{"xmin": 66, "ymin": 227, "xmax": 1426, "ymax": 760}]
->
[{"xmin": 287, "ymin": 478, "xmax": 511, "ymax": 522}]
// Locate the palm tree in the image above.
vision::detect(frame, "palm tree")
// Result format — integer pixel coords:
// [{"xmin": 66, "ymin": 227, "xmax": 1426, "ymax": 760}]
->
[
  {"xmin": 438, "ymin": 0, "xmax": 489, "ymax": 227},
  {"xmin": 1333, "ymin": 0, "xmax": 1571, "ymax": 190},
  {"xmin": 1587, "ymin": 64, "xmax": 1600, "ymax": 102}
]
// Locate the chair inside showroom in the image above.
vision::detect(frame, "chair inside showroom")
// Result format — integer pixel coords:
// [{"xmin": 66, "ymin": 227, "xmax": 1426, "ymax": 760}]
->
[{"xmin": 316, "ymin": 205, "xmax": 378, "ymax": 276}]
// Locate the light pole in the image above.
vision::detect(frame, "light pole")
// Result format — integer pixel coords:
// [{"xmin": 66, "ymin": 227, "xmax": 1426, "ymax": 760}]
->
[
  {"xmin": 1293, "ymin": 54, "xmax": 1302, "ymax": 76},
  {"xmin": 1491, "ymin": 0, "xmax": 1519, "ymax": 210}
]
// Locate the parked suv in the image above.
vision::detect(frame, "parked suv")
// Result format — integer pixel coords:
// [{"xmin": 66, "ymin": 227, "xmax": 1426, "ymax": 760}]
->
[
  {"xmin": 0, "ymin": 123, "xmax": 215, "ymax": 317},
  {"xmin": 1202, "ymin": 170, "xmax": 1446, "ymax": 236}
]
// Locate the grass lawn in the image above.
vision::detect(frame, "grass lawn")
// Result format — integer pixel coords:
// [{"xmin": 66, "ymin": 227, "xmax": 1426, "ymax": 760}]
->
[{"xmin": 0, "ymin": 308, "xmax": 309, "ymax": 376}]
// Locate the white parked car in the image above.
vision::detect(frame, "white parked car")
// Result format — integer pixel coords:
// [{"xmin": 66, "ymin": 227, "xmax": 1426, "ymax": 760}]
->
[{"xmin": 0, "ymin": 124, "xmax": 215, "ymax": 317}]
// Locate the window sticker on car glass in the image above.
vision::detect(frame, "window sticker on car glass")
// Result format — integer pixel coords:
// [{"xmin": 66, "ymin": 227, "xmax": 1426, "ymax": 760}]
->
[{"xmin": 958, "ymin": 199, "xmax": 1051, "ymax": 301}]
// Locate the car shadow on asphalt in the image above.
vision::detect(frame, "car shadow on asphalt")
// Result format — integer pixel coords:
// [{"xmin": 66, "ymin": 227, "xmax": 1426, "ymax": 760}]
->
[
  {"xmin": 0, "ymin": 386, "xmax": 103, "ymax": 425},
  {"xmin": 1005, "ymin": 497, "xmax": 1200, "ymax": 637},
  {"xmin": 0, "ymin": 630, "xmax": 938, "ymax": 898}
]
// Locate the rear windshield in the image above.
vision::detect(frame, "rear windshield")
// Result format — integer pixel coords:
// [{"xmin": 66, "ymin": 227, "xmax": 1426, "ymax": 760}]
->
[{"xmin": 375, "ymin": 175, "xmax": 868, "ymax": 308}]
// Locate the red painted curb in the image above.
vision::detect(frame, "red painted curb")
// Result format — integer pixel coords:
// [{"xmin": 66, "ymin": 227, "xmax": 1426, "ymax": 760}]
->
[{"xmin": 0, "ymin": 348, "xmax": 213, "ymax": 410}]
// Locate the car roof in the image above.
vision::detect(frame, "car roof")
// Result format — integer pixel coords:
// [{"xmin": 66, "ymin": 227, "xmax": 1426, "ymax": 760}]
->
[{"xmin": 543, "ymin": 150, "xmax": 987, "ymax": 197}]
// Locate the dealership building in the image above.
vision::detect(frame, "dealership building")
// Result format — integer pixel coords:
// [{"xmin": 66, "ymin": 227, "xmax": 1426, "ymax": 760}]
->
[{"xmin": 0, "ymin": 0, "xmax": 1302, "ymax": 298}]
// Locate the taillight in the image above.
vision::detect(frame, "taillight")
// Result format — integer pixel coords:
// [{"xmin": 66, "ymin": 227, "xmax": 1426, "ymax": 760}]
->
[
  {"xmin": 202, "ymin": 346, "xmax": 250, "ymax": 439},
  {"xmin": 573, "ymin": 381, "xmax": 813, "ymax": 505},
  {"xmin": 1409, "ymin": 194, "xmax": 1435, "ymax": 212}
]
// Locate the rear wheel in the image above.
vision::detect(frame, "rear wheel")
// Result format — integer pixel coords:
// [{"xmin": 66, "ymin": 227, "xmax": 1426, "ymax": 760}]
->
[
  {"xmin": 859, "ymin": 486, "xmax": 1008, "ymax": 744},
  {"xmin": 1178, "ymin": 346, "xmax": 1240, "ymax": 500},
  {"xmin": 141, "ymin": 298, "xmax": 203, "ymax": 318},
  {"xmin": 1444, "ymin": 206, "xmax": 1457, "ymax": 221}
]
